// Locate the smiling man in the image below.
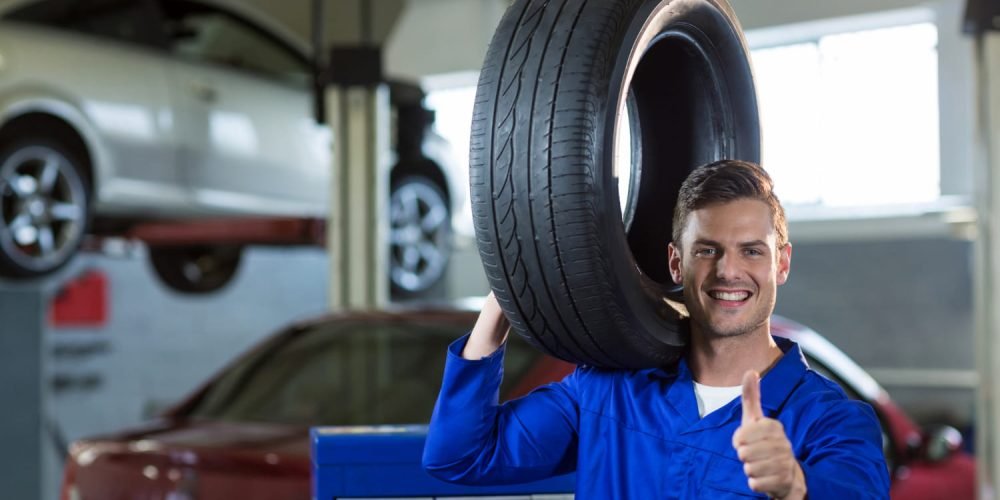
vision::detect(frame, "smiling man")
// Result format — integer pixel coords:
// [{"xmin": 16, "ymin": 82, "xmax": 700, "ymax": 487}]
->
[{"xmin": 424, "ymin": 160, "xmax": 890, "ymax": 498}]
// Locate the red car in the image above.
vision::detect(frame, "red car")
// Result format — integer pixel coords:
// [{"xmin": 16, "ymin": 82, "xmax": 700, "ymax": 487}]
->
[{"xmin": 60, "ymin": 310, "xmax": 974, "ymax": 499}]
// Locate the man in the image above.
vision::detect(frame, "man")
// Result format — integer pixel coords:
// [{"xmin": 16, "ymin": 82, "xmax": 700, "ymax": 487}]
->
[{"xmin": 423, "ymin": 160, "xmax": 890, "ymax": 498}]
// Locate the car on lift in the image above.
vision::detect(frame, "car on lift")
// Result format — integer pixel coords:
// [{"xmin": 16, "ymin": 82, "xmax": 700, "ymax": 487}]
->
[
  {"xmin": 0, "ymin": 0, "xmax": 457, "ymax": 297},
  {"xmin": 58, "ymin": 309, "xmax": 975, "ymax": 500}
]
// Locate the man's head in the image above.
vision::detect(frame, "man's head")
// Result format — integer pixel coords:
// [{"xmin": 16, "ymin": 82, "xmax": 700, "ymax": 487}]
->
[
  {"xmin": 667, "ymin": 160, "xmax": 791, "ymax": 340},
  {"xmin": 671, "ymin": 160, "xmax": 788, "ymax": 249}
]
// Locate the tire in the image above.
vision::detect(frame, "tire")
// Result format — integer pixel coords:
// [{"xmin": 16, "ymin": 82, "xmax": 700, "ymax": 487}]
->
[
  {"xmin": 0, "ymin": 138, "xmax": 90, "ymax": 278},
  {"xmin": 148, "ymin": 245, "xmax": 242, "ymax": 294},
  {"xmin": 471, "ymin": 0, "xmax": 760, "ymax": 368},
  {"xmin": 389, "ymin": 175, "xmax": 452, "ymax": 298}
]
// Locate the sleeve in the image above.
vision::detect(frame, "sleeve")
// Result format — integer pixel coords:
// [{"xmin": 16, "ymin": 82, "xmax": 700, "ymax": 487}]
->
[
  {"xmin": 798, "ymin": 399, "xmax": 892, "ymax": 499},
  {"xmin": 421, "ymin": 333, "xmax": 580, "ymax": 485}
]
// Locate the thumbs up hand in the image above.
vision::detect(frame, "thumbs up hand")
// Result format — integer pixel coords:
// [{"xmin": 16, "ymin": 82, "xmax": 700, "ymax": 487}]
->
[{"xmin": 731, "ymin": 371, "xmax": 807, "ymax": 500}]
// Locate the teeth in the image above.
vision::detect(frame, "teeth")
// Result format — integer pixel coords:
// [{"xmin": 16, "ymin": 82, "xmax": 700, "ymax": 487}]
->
[{"xmin": 711, "ymin": 291, "xmax": 749, "ymax": 301}]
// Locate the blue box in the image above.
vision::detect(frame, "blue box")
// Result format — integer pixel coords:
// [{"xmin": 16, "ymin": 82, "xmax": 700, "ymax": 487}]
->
[{"xmin": 311, "ymin": 425, "xmax": 575, "ymax": 498}]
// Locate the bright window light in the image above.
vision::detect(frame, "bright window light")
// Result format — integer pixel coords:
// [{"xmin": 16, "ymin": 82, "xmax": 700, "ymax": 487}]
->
[
  {"xmin": 752, "ymin": 22, "xmax": 940, "ymax": 208},
  {"xmin": 425, "ymin": 85, "xmax": 477, "ymax": 236},
  {"xmin": 425, "ymin": 86, "xmax": 476, "ymax": 180}
]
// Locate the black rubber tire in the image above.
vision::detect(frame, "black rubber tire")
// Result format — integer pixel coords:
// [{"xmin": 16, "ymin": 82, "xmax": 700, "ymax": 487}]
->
[
  {"xmin": 388, "ymin": 174, "xmax": 452, "ymax": 299},
  {"xmin": 471, "ymin": 0, "xmax": 760, "ymax": 368},
  {"xmin": 0, "ymin": 137, "xmax": 90, "ymax": 278},
  {"xmin": 148, "ymin": 245, "xmax": 242, "ymax": 294}
]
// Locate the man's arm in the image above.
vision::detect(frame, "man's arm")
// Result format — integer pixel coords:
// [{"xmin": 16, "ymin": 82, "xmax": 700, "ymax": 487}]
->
[
  {"xmin": 795, "ymin": 399, "xmax": 891, "ymax": 498},
  {"xmin": 422, "ymin": 293, "xmax": 580, "ymax": 485}
]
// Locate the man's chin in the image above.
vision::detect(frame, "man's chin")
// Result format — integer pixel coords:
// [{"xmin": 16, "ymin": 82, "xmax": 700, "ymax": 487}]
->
[{"xmin": 701, "ymin": 316, "xmax": 766, "ymax": 339}]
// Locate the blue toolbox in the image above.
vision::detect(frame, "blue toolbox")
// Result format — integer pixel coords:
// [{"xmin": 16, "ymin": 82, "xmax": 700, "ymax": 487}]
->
[{"xmin": 311, "ymin": 425, "xmax": 575, "ymax": 498}]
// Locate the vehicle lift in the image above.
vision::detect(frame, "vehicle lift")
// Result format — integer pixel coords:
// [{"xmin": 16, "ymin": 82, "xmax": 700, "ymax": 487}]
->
[{"xmin": 0, "ymin": 3, "xmax": 391, "ymax": 496}]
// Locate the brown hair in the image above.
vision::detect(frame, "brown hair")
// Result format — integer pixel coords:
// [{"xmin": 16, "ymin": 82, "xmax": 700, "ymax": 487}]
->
[{"xmin": 671, "ymin": 159, "xmax": 788, "ymax": 249}]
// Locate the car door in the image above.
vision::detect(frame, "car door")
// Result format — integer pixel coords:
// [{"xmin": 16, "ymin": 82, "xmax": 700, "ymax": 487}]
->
[
  {"xmin": 0, "ymin": 0, "xmax": 183, "ymax": 211},
  {"xmin": 157, "ymin": 0, "xmax": 329, "ymax": 216}
]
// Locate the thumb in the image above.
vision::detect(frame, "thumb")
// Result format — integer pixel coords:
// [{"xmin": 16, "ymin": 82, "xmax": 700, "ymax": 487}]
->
[{"xmin": 741, "ymin": 370, "xmax": 763, "ymax": 424}]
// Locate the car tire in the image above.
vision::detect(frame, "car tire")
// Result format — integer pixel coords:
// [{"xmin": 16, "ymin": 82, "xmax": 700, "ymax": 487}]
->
[
  {"xmin": 470, "ymin": 0, "xmax": 760, "ymax": 368},
  {"xmin": 389, "ymin": 175, "xmax": 452, "ymax": 299},
  {"xmin": 0, "ymin": 137, "xmax": 90, "ymax": 279},
  {"xmin": 148, "ymin": 245, "xmax": 242, "ymax": 294}
]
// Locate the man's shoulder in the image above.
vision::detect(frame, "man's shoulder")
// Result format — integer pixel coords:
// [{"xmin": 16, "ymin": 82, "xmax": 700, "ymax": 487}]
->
[
  {"xmin": 799, "ymin": 368, "xmax": 851, "ymax": 398},
  {"xmin": 788, "ymin": 369, "xmax": 881, "ymax": 426},
  {"xmin": 568, "ymin": 362, "xmax": 683, "ymax": 393}
]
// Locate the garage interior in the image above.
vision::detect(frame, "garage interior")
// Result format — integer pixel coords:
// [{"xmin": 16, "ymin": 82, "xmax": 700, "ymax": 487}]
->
[{"xmin": 0, "ymin": 0, "xmax": 996, "ymax": 498}]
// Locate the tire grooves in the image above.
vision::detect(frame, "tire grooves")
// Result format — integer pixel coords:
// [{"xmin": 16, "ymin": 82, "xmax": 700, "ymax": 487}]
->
[
  {"xmin": 545, "ymin": 0, "xmax": 624, "ymax": 367},
  {"xmin": 590, "ymin": 0, "xmax": 645, "ymax": 364},
  {"xmin": 485, "ymin": 0, "xmax": 563, "ymax": 357},
  {"xmin": 532, "ymin": 0, "xmax": 620, "ymax": 366},
  {"xmin": 524, "ymin": 0, "xmax": 599, "ymax": 364}
]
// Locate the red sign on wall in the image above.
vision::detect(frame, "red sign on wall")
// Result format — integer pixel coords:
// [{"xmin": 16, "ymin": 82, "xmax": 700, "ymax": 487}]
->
[{"xmin": 49, "ymin": 270, "xmax": 108, "ymax": 329}]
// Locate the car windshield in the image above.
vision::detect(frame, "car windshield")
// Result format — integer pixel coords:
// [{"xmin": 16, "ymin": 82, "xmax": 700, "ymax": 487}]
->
[{"xmin": 185, "ymin": 315, "xmax": 546, "ymax": 426}]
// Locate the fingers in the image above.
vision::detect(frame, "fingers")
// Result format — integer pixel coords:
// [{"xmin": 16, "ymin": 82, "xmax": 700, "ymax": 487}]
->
[
  {"xmin": 748, "ymin": 473, "xmax": 796, "ymax": 495},
  {"xmin": 738, "ymin": 440, "xmax": 799, "ymax": 497},
  {"xmin": 741, "ymin": 370, "xmax": 763, "ymax": 424},
  {"xmin": 744, "ymin": 454, "xmax": 795, "ymax": 479},
  {"xmin": 732, "ymin": 418, "xmax": 785, "ymax": 447},
  {"xmin": 734, "ymin": 436, "xmax": 791, "ymax": 463}
]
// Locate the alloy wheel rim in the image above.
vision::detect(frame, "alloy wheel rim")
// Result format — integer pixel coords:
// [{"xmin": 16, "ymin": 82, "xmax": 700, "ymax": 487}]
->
[
  {"xmin": 389, "ymin": 180, "xmax": 449, "ymax": 292},
  {"xmin": 0, "ymin": 145, "xmax": 87, "ymax": 271}
]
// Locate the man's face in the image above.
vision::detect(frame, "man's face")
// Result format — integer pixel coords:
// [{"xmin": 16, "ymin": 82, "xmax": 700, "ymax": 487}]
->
[{"xmin": 667, "ymin": 199, "xmax": 791, "ymax": 339}]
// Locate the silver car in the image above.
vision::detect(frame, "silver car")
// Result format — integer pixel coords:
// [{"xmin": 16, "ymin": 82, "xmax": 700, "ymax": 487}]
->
[{"xmin": 0, "ymin": 0, "xmax": 457, "ymax": 295}]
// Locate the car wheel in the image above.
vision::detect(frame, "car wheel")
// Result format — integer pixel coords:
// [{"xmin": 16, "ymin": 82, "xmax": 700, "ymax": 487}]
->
[
  {"xmin": 148, "ymin": 245, "xmax": 242, "ymax": 294},
  {"xmin": 389, "ymin": 175, "xmax": 451, "ymax": 298},
  {"xmin": 0, "ymin": 139, "xmax": 89, "ymax": 278},
  {"xmin": 471, "ymin": 0, "xmax": 760, "ymax": 368}
]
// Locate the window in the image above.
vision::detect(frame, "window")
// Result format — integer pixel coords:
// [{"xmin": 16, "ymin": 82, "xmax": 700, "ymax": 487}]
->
[
  {"xmin": 187, "ymin": 317, "xmax": 546, "ymax": 425},
  {"xmin": 425, "ymin": 21, "xmax": 942, "ymax": 227},
  {"xmin": 751, "ymin": 22, "xmax": 940, "ymax": 209},
  {"xmin": 160, "ymin": 1, "xmax": 309, "ymax": 86},
  {"xmin": 425, "ymin": 84, "xmax": 478, "ymax": 237}
]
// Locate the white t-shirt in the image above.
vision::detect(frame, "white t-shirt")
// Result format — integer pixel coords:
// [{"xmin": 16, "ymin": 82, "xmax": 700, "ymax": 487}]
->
[{"xmin": 693, "ymin": 381, "xmax": 742, "ymax": 418}]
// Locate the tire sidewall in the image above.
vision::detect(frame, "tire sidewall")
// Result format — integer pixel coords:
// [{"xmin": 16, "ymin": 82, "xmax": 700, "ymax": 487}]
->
[
  {"xmin": 596, "ymin": 0, "xmax": 761, "ymax": 353},
  {"xmin": 148, "ymin": 245, "xmax": 242, "ymax": 294}
]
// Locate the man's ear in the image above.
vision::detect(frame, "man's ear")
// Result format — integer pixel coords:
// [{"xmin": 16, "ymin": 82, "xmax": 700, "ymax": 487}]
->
[
  {"xmin": 776, "ymin": 242, "xmax": 792, "ymax": 285},
  {"xmin": 668, "ymin": 242, "xmax": 683, "ymax": 285}
]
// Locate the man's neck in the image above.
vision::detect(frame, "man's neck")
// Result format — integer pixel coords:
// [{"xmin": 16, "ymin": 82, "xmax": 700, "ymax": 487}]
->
[{"xmin": 687, "ymin": 323, "xmax": 783, "ymax": 387}]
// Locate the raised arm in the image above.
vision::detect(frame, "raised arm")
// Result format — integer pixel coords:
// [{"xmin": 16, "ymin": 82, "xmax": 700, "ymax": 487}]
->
[{"xmin": 422, "ymin": 293, "xmax": 580, "ymax": 484}]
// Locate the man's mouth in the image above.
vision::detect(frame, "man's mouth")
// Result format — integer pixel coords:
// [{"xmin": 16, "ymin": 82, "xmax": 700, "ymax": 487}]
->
[{"xmin": 707, "ymin": 290, "xmax": 751, "ymax": 302}]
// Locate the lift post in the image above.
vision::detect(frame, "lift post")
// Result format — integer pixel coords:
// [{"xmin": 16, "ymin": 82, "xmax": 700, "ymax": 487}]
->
[
  {"xmin": 323, "ymin": 46, "xmax": 391, "ymax": 310},
  {"xmin": 968, "ymin": 0, "xmax": 1000, "ymax": 496},
  {"xmin": 0, "ymin": 283, "xmax": 46, "ymax": 499}
]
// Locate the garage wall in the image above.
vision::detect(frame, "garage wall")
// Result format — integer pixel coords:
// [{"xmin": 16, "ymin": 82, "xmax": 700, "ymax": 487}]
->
[
  {"xmin": 773, "ymin": 237, "xmax": 975, "ymax": 426},
  {"xmin": 39, "ymin": 247, "xmax": 330, "ymax": 499}
]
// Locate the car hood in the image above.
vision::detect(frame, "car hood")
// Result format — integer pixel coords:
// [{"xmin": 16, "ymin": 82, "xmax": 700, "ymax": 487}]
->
[
  {"xmin": 72, "ymin": 418, "xmax": 311, "ymax": 471},
  {"xmin": 67, "ymin": 419, "xmax": 312, "ymax": 500}
]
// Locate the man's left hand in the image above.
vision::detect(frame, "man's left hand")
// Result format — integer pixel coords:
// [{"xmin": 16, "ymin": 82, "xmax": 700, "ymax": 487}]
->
[{"xmin": 732, "ymin": 370, "xmax": 807, "ymax": 500}]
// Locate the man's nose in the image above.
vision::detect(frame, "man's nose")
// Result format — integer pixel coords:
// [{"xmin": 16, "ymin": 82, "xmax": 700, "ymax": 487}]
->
[{"xmin": 715, "ymin": 252, "xmax": 741, "ymax": 280}]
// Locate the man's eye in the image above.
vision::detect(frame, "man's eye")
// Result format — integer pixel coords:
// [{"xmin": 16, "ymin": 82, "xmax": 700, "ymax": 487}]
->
[
  {"xmin": 695, "ymin": 248, "xmax": 716, "ymax": 257},
  {"xmin": 744, "ymin": 248, "xmax": 763, "ymax": 256}
]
